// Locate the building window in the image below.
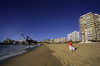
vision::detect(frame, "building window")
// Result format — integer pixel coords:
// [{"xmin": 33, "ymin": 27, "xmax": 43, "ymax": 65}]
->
[
  {"xmin": 87, "ymin": 36, "xmax": 93, "ymax": 37},
  {"xmin": 88, "ymin": 34, "xmax": 91, "ymax": 35},
  {"xmin": 98, "ymin": 29, "xmax": 100, "ymax": 32},
  {"xmin": 97, "ymin": 24, "xmax": 100, "ymax": 25}
]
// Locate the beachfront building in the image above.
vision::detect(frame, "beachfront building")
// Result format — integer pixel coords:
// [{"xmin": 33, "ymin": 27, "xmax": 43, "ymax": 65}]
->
[
  {"xmin": 57, "ymin": 38, "xmax": 61, "ymax": 43},
  {"xmin": 62, "ymin": 37, "xmax": 66, "ymax": 43},
  {"xmin": 49, "ymin": 38, "xmax": 54, "ymax": 44},
  {"xmin": 67, "ymin": 33, "xmax": 72, "ymax": 41},
  {"xmin": 79, "ymin": 12, "xmax": 100, "ymax": 42},
  {"xmin": 67, "ymin": 31, "xmax": 80, "ymax": 42},
  {"xmin": 94, "ymin": 14, "xmax": 100, "ymax": 41},
  {"xmin": 72, "ymin": 31, "xmax": 80, "ymax": 42},
  {"xmin": 54, "ymin": 39, "xmax": 58, "ymax": 43},
  {"xmin": 43, "ymin": 39, "xmax": 50, "ymax": 42}
]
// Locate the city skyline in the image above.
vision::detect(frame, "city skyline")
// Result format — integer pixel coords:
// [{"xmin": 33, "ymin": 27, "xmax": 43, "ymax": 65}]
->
[{"xmin": 0, "ymin": 0, "xmax": 100, "ymax": 42}]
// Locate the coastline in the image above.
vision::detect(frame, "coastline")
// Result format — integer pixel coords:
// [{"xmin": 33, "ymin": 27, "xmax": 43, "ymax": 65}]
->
[
  {"xmin": 0, "ymin": 44, "xmax": 61, "ymax": 66},
  {"xmin": 1, "ymin": 43, "xmax": 100, "ymax": 66},
  {"xmin": 0, "ymin": 44, "xmax": 41, "ymax": 65}
]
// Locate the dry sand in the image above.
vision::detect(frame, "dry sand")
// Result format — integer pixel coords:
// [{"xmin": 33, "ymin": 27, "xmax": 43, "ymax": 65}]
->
[
  {"xmin": 46, "ymin": 43, "xmax": 100, "ymax": 66},
  {"xmin": 1, "ymin": 43, "xmax": 100, "ymax": 66}
]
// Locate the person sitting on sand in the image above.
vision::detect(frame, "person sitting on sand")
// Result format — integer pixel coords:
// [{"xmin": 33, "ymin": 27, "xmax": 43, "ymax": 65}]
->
[{"xmin": 67, "ymin": 40, "xmax": 73, "ymax": 52}]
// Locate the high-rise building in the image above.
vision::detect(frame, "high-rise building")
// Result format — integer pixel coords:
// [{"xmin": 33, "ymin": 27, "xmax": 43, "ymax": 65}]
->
[
  {"xmin": 94, "ymin": 14, "xmax": 100, "ymax": 40},
  {"xmin": 43, "ymin": 39, "xmax": 50, "ymax": 42},
  {"xmin": 79, "ymin": 12, "xmax": 100, "ymax": 42},
  {"xmin": 54, "ymin": 39, "xmax": 57, "ymax": 43},
  {"xmin": 67, "ymin": 33, "xmax": 72, "ymax": 41},
  {"xmin": 57, "ymin": 38, "xmax": 61, "ymax": 43},
  {"xmin": 67, "ymin": 31, "xmax": 80, "ymax": 42},
  {"xmin": 72, "ymin": 31, "xmax": 79, "ymax": 42},
  {"xmin": 62, "ymin": 37, "xmax": 66, "ymax": 43}
]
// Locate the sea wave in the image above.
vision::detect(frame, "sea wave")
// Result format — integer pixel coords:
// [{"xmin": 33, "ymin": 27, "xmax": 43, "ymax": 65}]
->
[{"xmin": 0, "ymin": 44, "xmax": 41, "ymax": 61}]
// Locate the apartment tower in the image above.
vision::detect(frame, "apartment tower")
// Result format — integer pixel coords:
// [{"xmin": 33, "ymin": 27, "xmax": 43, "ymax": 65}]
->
[
  {"xmin": 67, "ymin": 31, "xmax": 79, "ymax": 42},
  {"xmin": 67, "ymin": 33, "xmax": 72, "ymax": 41},
  {"xmin": 57, "ymin": 38, "xmax": 61, "ymax": 43},
  {"xmin": 79, "ymin": 12, "xmax": 100, "ymax": 42},
  {"xmin": 62, "ymin": 37, "xmax": 66, "ymax": 43},
  {"xmin": 54, "ymin": 39, "xmax": 57, "ymax": 43}
]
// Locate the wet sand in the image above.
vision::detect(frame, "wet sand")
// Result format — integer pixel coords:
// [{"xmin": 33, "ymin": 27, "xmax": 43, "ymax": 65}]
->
[
  {"xmin": 0, "ymin": 44, "xmax": 61, "ymax": 66},
  {"xmin": 1, "ymin": 43, "xmax": 100, "ymax": 66}
]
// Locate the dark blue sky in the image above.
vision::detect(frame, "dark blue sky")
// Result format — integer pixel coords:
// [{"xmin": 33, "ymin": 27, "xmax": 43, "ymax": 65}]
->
[{"xmin": 0, "ymin": 0, "xmax": 100, "ymax": 42}]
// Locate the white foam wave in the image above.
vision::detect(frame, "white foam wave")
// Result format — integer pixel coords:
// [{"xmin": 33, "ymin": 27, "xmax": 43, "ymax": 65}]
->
[
  {"xmin": 0, "ymin": 44, "xmax": 41, "ymax": 61},
  {"xmin": 0, "ymin": 50, "xmax": 27, "ymax": 60}
]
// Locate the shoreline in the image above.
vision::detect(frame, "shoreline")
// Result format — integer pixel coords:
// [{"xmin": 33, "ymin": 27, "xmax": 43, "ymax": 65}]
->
[
  {"xmin": 1, "ymin": 43, "xmax": 100, "ymax": 66},
  {"xmin": 0, "ymin": 44, "xmax": 61, "ymax": 66},
  {"xmin": 0, "ymin": 44, "xmax": 41, "ymax": 65}
]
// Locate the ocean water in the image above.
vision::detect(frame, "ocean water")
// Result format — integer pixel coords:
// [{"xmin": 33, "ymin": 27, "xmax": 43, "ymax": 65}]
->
[{"xmin": 0, "ymin": 43, "xmax": 41, "ymax": 61}]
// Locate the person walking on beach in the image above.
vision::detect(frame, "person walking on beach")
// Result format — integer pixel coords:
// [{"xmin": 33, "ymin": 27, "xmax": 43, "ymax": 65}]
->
[{"xmin": 67, "ymin": 40, "xmax": 73, "ymax": 52}]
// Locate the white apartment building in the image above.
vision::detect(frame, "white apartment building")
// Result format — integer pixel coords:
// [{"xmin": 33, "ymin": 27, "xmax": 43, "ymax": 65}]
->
[
  {"xmin": 79, "ymin": 12, "xmax": 100, "ymax": 42},
  {"xmin": 72, "ymin": 31, "xmax": 79, "ymax": 42},
  {"xmin": 54, "ymin": 39, "xmax": 58, "ymax": 43},
  {"xmin": 67, "ymin": 33, "xmax": 72, "ymax": 41},
  {"xmin": 94, "ymin": 14, "xmax": 100, "ymax": 40},
  {"xmin": 67, "ymin": 31, "xmax": 80, "ymax": 42},
  {"xmin": 57, "ymin": 38, "xmax": 61, "ymax": 43},
  {"xmin": 62, "ymin": 37, "xmax": 66, "ymax": 43}
]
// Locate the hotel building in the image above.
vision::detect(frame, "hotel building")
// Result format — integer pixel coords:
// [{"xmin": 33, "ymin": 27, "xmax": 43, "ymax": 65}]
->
[
  {"xmin": 54, "ymin": 39, "xmax": 58, "ymax": 43},
  {"xmin": 62, "ymin": 37, "xmax": 66, "ymax": 43},
  {"xmin": 43, "ymin": 39, "xmax": 50, "ymax": 42},
  {"xmin": 79, "ymin": 12, "xmax": 100, "ymax": 42},
  {"xmin": 67, "ymin": 31, "xmax": 80, "ymax": 42},
  {"xmin": 57, "ymin": 38, "xmax": 61, "ymax": 43},
  {"xmin": 67, "ymin": 33, "xmax": 72, "ymax": 41}
]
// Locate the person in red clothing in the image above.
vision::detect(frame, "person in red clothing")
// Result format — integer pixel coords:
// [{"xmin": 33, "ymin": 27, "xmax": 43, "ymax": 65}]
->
[{"xmin": 67, "ymin": 40, "xmax": 73, "ymax": 52}]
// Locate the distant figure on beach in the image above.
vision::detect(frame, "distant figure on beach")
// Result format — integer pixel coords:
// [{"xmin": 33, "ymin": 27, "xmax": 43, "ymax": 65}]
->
[{"xmin": 67, "ymin": 40, "xmax": 73, "ymax": 52}]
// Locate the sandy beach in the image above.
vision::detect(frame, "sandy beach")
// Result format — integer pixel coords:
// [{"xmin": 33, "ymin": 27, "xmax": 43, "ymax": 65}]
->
[
  {"xmin": 0, "ymin": 44, "xmax": 61, "ymax": 66},
  {"xmin": 47, "ymin": 43, "xmax": 100, "ymax": 66},
  {"xmin": 1, "ymin": 43, "xmax": 100, "ymax": 66}
]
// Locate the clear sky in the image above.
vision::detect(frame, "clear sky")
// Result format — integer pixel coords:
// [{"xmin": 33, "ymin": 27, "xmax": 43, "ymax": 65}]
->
[{"xmin": 0, "ymin": 0, "xmax": 100, "ymax": 42}]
